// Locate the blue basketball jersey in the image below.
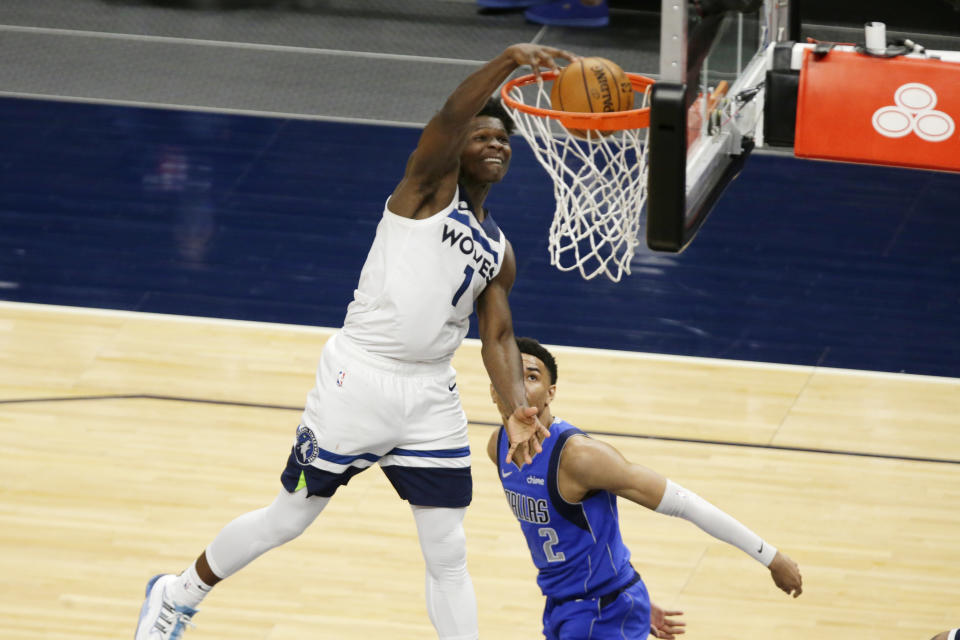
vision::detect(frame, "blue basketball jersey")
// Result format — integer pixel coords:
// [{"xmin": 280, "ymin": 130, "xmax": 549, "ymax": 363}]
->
[{"xmin": 497, "ymin": 419, "xmax": 635, "ymax": 600}]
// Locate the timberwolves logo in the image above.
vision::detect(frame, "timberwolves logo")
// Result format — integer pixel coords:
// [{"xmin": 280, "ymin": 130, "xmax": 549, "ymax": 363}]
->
[{"xmin": 294, "ymin": 424, "xmax": 319, "ymax": 464}]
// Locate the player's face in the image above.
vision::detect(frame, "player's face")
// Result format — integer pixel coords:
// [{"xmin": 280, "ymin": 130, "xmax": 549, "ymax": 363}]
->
[
  {"xmin": 490, "ymin": 353, "xmax": 555, "ymax": 418},
  {"xmin": 520, "ymin": 353, "xmax": 555, "ymax": 414},
  {"xmin": 460, "ymin": 116, "xmax": 512, "ymax": 184}
]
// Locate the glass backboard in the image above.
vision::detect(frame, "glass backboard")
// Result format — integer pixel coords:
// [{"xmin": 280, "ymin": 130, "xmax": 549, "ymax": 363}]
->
[{"xmin": 645, "ymin": 0, "xmax": 794, "ymax": 252}]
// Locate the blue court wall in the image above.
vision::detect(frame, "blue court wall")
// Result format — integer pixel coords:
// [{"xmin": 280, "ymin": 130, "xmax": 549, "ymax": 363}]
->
[{"xmin": 1, "ymin": 97, "xmax": 958, "ymax": 377}]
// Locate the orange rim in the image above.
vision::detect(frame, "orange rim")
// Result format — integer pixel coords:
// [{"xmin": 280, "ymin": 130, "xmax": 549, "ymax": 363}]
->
[{"xmin": 501, "ymin": 70, "xmax": 655, "ymax": 131}]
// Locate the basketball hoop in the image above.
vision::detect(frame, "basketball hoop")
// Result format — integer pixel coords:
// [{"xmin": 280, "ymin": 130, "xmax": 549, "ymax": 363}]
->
[{"xmin": 501, "ymin": 70, "xmax": 655, "ymax": 282}]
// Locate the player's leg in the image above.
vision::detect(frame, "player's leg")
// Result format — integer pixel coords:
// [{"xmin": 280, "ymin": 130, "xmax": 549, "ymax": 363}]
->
[
  {"xmin": 135, "ymin": 488, "xmax": 329, "ymax": 639},
  {"xmin": 387, "ymin": 462, "xmax": 476, "ymax": 640},
  {"xmin": 381, "ymin": 364, "xmax": 476, "ymax": 639},
  {"xmin": 136, "ymin": 333, "xmax": 392, "ymax": 639},
  {"xmin": 411, "ymin": 505, "xmax": 478, "ymax": 640},
  {"xmin": 931, "ymin": 630, "xmax": 960, "ymax": 640},
  {"xmin": 203, "ymin": 487, "xmax": 329, "ymax": 579}
]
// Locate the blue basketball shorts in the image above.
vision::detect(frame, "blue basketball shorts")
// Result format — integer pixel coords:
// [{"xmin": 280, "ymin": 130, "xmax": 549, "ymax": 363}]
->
[
  {"xmin": 542, "ymin": 575, "xmax": 651, "ymax": 640},
  {"xmin": 280, "ymin": 332, "xmax": 472, "ymax": 508}
]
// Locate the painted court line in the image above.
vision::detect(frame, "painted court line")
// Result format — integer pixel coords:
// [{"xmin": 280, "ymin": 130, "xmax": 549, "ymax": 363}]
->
[{"xmin": 1, "ymin": 392, "xmax": 957, "ymax": 466}]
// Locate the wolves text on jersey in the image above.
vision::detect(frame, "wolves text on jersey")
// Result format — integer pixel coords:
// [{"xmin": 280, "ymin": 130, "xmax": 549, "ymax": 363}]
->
[
  {"xmin": 441, "ymin": 224, "xmax": 496, "ymax": 283},
  {"xmin": 504, "ymin": 488, "xmax": 550, "ymax": 524}
]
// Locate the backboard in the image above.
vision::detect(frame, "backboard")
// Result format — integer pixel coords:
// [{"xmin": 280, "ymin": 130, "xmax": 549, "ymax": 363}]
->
[{"xmin": 645, "ymin": 0, "xmax": 795, "ymax": 252}]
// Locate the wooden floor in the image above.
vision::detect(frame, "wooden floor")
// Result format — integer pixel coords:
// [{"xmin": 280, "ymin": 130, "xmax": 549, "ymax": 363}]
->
[{"xmin": 1, "ymin": 301, "xmax": 958, "ymax": 640}]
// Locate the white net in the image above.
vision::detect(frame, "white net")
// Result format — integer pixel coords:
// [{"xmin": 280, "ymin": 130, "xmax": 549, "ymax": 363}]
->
[{"xmin": 504, "ymin": 78, "xmax": 651, "ymax": 282}]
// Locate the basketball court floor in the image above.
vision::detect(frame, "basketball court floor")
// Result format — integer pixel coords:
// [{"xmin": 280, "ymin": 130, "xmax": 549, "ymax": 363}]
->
[{"xmin": 1, "ymin": 1, "xmax": 959, "ymax": 638}]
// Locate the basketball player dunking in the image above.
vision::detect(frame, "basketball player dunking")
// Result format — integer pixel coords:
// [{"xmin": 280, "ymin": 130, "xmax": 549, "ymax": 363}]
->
[
  {"xmin": 489, "ymin": 338, "xmax": 803, "ymax": 640},
  {"xmin": 135, "ymin": 43, "xmax": 576, "ymax": 640}
]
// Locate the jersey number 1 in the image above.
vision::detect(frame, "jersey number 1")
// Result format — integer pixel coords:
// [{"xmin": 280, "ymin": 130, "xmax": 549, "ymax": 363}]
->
[{"xmin": 451, "ymin": 265, "xmax": 474, "ymax": 306}]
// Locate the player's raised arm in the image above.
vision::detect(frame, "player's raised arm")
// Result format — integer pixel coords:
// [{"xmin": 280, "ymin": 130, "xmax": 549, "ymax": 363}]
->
[
  {"xmin": 558, "ymin": 436, "xmax": 803, "ymax": 598},
  {"xmin": 389, "ymin": 44, "xmax": 575, "ymax": 218},
  {"xmin": 477, "ymin": 241, "xmax": 548, "ymax": 467}
]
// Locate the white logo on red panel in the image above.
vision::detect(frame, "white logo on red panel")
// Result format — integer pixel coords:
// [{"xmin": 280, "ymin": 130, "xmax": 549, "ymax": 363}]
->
[{"xmin": 872, "ymin": 83, "xmax": 955, "ymax": 142}]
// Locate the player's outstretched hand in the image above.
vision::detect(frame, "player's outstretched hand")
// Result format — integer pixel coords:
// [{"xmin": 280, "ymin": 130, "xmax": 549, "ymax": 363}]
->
[
  {"xmin": 503, "ymin": 43, "xmax": 577, "ymax": 78},
  {"xmin": 650, "ymin": 602, "xmax": 686, "ymax": 639},
  {"xmin": 769, "ymin": 551, "xmax": 803, "ymax": 597},
  {"xmin": 504, "ymin": 406, "xmax": 549, "ymax": 467}
]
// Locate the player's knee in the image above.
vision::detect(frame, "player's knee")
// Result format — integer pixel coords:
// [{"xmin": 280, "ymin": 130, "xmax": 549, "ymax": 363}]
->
[
  {"xmin": 422, "ymin": 524, "xmax": 467, "ymax": 563},
  {"xmin": 415, "ymin": 509, "xmax": 468, "ymax": 578},
  {"xmin": 262, "ymin": 490, "xmax": 327, "ymax": 543}
]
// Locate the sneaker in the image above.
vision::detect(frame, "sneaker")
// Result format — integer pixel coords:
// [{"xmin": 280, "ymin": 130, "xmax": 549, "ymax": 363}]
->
[
  {"xmin": 524, "ymin": 0, "xmax": 609, "ymax": 27},
  {"xmin": 135, "ymin": 574, "xmax": 198, "ymax": 640}
]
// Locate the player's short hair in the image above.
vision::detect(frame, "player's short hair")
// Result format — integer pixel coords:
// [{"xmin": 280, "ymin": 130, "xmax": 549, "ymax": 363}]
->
[
  {"xmin": 477, "ymin": 97, "xmax": 516, "ymax": 136},
  {"xmin": 516, "ymin": 337, "xmax": 558, "ymax": 384}
]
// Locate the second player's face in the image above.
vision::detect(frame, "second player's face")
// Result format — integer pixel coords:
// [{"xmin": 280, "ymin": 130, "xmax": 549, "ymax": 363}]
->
[
  {"xmin": 520, "ymin": 353, "xmax": 555, "ymax": 414},
  {"xmin": 490, "ymin": 353, "xmax": 555, "ymax": 418},
  {"xmin": 460, "ymin": 116, "xmax": 512, "ymax": 183}
]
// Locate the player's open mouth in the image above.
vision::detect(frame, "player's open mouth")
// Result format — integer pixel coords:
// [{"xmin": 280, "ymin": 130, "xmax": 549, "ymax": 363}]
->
[{"xmin": 483, "ymin": 157, "xmax": 504, "ymax": 165}]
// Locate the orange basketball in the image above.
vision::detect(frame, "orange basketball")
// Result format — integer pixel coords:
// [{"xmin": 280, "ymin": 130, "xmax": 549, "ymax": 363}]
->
[{"xmin": 550, "ymin": 57, "xmax": 634, "ymax": 139}]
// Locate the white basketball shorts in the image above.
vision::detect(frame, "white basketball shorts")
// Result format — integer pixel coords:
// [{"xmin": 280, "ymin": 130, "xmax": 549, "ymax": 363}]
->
[{"xmin": 280, "ymin": 332, "xmax": 472, "ymax": 507}]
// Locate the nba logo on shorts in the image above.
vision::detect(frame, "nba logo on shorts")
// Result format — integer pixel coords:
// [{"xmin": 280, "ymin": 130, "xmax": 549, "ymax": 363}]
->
[
  {"xmin": 336, "ymin": 370, "xmax": 346, "ymax": 387},
  {"xmin": 295, "ymin": 424, "xmax": 319, "ymax": 464}
]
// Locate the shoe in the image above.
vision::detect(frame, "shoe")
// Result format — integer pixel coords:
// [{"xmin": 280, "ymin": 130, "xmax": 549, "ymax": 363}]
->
[
  {"xmin": 477, "ymin": 0, "xmax": 547, "ymax": 8},
  {"xmin": 135, "ymin": 574, "xmax": 198, "ymax": 640},
  {"xmin": 524, "ymin": 0, "xmax": 609, "ymax": 27}
]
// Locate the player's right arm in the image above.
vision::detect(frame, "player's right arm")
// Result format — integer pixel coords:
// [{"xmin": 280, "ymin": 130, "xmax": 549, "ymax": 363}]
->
[
  {"xmin": 477, "ymin": 241, "xmax": 549, "ymax": 467},
  {"xmin": 557, "ymin": 436, "xmax": 803, "ymax": 598},
  {"xmin": 387, "ymin": 43, "xmax": 575, "ymax": 219}
]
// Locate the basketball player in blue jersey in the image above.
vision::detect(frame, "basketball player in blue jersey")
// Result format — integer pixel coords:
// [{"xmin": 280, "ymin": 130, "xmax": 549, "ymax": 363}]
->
[
  {"xmin": 488, "ymin": 338, "xmax": 804, "ymax": 640},
  {"xmin": 135, "ymin": 43, "xmax": 576, "ymax": 640}
]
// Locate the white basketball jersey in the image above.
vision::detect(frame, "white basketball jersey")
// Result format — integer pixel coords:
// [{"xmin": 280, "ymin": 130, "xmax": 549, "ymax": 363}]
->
[{"xmin": 341, "ymin": 186, "xmax": 507, "ymax": 363}]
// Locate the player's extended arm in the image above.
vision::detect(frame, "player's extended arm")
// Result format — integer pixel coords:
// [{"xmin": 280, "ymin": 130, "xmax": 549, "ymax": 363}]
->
[
  {"xmin": 389, "ymin": 43, "xmax": 575, "ymax": 217},
  {"xmin": 559, "ymin": 436, "xmax": 803, "ymax": 597},
  {"xmin": 477, "ymin": 242, "xmax": 549, "ymax": 467}
]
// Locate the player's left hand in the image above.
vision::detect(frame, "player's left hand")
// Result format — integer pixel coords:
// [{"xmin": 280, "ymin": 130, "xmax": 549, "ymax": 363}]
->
[
  {"xmin": 769, "ymin": 550, "xmax": 803, "ymax": 597},
  {"xmin": 504, "ymin": 406, "xmax": 549, "ymax": 467},
  {"xmin": 650, "ymin": 602, "xmax": 686, "ymax": 639}
]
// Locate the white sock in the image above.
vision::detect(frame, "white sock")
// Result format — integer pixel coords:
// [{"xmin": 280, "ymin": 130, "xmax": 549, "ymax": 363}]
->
[{"xmin": 168, "ymin": 562, "xmax": 212, "ymax": 609}]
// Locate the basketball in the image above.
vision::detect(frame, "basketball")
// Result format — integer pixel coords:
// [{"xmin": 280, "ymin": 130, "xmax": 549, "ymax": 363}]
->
[{"xmin": 550, "ymin": 57, "xmax": 634, "ymax": 138}]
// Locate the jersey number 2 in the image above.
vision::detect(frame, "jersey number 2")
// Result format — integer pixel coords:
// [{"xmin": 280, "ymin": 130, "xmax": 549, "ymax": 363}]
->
[
  {"xmin": 538, "ymin": 527, "xmax": 566, "ymax": 563},
  {"xmin": 451, "ymin": 265, "xmax": 474, "ymax": 306}
]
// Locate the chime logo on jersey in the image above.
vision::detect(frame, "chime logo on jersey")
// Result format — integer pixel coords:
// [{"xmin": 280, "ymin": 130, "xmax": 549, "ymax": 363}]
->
[
  {"xmin": 294, "ymin": 424, "xmax": 319, "ymax": 464},
  {"xmin": 872, "ymin": 83, "xmax": 955, "ymax": 142},
  {"xmin": 504, "ymin": 488, "xmax": 549, "ymax": 524}
]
